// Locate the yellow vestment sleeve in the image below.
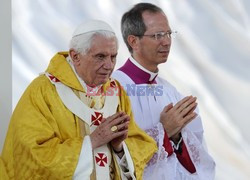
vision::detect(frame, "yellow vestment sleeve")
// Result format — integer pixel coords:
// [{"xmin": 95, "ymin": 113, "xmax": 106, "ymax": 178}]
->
[
  {"xmin": 0, "ymin": 156, "xmax": 9, "ymax": 180},
  {"xmin": 1, "ymin": 76, "xmax": 83, "ymax": 180}
]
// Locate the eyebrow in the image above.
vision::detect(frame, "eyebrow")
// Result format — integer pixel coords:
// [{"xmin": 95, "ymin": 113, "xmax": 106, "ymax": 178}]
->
[
  {"xmin": 157, "ymin": 30, "xmax": 172, "ymax": 33},
  {"xmin": 93, "ymin": 52, "xmax": 117, "ymax": 57}
]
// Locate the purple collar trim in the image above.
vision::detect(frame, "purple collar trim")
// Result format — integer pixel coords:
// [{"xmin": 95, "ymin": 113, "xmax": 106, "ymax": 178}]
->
[{"xmin": 118, "ymin": 59, "xmax": 157, "ymax": 84}]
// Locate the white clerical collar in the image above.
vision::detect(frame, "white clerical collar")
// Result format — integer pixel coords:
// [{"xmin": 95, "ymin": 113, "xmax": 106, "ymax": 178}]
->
[
  {"xmin": 66, "ymin": 56, "xmax": 102, "ymax": 94},
  {"xmin": 129, "ymin": 56, "xmax": 158, "ymax": 81}
]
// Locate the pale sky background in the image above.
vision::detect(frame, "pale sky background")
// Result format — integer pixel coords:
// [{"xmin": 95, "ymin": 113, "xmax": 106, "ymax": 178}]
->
[{"xmin": 1, "ymin": 0, "xmax": 250, "ymax": 179}]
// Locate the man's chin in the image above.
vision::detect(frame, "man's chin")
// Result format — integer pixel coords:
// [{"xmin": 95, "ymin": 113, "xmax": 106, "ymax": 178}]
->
[
  {"xmin": 96, "ymin": 78, "xmax": 110, "ymax": 86},
  {"xmin": 158, "ymin": 57, "xmax": 168, "ymax": 64}
]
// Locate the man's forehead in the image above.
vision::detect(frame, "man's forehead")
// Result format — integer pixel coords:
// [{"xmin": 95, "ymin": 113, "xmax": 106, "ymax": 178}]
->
[
  {"xmin": 142, "ymin": 12, "xmax": 170, "ymax": 32},
  {"xmin": 88, "ymin": 44, "xmax": 118, "ymax": 55},
  {"xmin": 90, "ymin": 36, "xmax": 117, "ymax": 47},
  {"xmin": 142, "ymin": 11, "xmax": 168, "ymax": 24}
]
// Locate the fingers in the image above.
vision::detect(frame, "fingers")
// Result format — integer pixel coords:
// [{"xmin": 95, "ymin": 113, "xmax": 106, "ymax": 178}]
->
[
  {"xmin": 109, "ymin": 114, "xmax": 130, "ymax": 127},
  {"xmin": 99, "ymin": 112, "xmax": 130, "ymax": 133},
  {"xmin": 174, "ymin": 96, "xmax": 196, "ymax": 115},
  {"xmin": 161, "ymin": 96, "xmax": 198, "ymax": 136},
  {"xmin": 90, "ymin": 112, "xmax": 130, "ymax": 149},
  {"xmin": 109, "ymin": 113, "xmax": 129, "ymax": 140},
  {"xmin": 111, "ymin": 129, "xmax": 128, "ymax": 139},
  {"xmin": 181, "ymin": 112, "xmax": 197, "ymax": 126},
  {"xmin": 105, "ymin": 112, "xmax": 124, "ymax": 123},
  {"xmin": 162, "ymin": 103, "xmax": 173, "ymax": 113},
  {"xmin": 180, "ymin": 102, "xmax": 197, "ymax": 117},
  {"xmin": 174, "ymin": 96, "xmax": 192, "ymax": 110},
  {"xmin": 116, "ymin": 121, "xmax": 129, "ymax": 131}
]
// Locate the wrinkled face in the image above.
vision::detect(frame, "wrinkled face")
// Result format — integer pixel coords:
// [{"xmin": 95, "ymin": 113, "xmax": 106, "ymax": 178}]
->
[
  {"xmin": 71, "ymin": 35, "xmax": 118, "ymax": 86},
  {"xmin": 134, "ymin": 11, "xmax": 172, "ymax": 71}
]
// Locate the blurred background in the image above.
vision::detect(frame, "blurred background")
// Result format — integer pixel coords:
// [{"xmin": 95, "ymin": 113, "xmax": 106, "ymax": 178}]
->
[{"xmin": 2, "ymin": 0, "xmax": 250, "ymax": 179}]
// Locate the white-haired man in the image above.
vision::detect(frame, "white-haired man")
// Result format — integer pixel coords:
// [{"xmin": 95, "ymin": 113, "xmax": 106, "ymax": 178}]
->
[{"xmin": 1, "ymin": 20, "xmax": 156, "ymax": 180}]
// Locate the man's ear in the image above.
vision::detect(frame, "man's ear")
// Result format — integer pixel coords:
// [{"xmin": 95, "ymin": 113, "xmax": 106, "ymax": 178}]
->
[
  {"xmin": 127, "ymin": 35, "xmax": 139, "ymax": 51},
  {"xmin": 69, "ymin": 49, "xmax": 80, "ymax": 66}
]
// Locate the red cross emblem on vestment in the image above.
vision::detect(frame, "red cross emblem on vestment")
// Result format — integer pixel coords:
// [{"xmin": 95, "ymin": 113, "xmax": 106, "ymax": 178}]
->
[
  {"xmin": 91, "ymin": 112, "xmax": 103, "ymax": 126},
  {"xmin": 48, "ymin": 75, "xmax": 60, "ymax": 82},
  {"xmin": 95, "ymin": 153, "xmax": 108, "ymax": 167},
  {"xmin": 110, "ymin": 81, "xmax": 116, "ymax": 88}
]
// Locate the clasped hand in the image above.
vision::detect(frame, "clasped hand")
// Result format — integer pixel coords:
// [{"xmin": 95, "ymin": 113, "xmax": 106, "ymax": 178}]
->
[
  {"xmin": 90, "ymin": 112, "xmax": 130, "ymax": 152},
  {"xmin": 160, "ymin": 96, "xmax": 197, "ymax": 141}
]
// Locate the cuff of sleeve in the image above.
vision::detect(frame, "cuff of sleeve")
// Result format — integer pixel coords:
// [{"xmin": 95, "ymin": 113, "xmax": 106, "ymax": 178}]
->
[
  {"xmin": 113, "ymin": 142, "xmax": 136, "ymax": 180},
  {"xmin": 170, "ymin": 136, "xmax": 183, "ymax": 151},
  {"xmin": 163, "ymin": 130, "xmax": 174, "ymax": 157},
  {"xmin": 73, "ymin": 136, "xmax": 93, "ymax": 180},
  {"xmin": 175, "ymin": 140, "xmax": 196, "ymax": 174}
]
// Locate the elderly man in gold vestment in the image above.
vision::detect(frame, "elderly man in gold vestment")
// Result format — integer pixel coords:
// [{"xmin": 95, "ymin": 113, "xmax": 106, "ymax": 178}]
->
[{"xmin": 0, "ymin": 20, "xmax": 157, "ymax": 180}]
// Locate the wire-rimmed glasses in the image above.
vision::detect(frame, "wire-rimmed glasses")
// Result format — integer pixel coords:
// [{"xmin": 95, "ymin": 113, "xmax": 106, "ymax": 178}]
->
[{"xmin": 138, "ymin": 31, "xmax": 177, "ymax": 41}]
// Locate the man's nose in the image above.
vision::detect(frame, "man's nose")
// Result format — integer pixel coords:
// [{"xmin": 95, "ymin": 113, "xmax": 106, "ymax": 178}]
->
[
  {"xmin": 103, "ymin": 58, "xmax": 113, "ymax": 69},
  {"xmin": 161, "ymin": 36, "xmax": 171, "ymax": 46}
]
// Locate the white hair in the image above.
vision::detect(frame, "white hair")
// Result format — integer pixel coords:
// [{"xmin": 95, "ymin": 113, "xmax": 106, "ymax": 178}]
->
[{"xmin": 69, "ymin": 31, "xmax": 118, "ymax": 55}]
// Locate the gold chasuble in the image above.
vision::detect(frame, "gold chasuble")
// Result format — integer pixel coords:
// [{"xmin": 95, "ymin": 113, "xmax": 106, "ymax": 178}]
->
[{"xmin": 1, "ymin": 52, "xmax": 157, "ymax": 180}]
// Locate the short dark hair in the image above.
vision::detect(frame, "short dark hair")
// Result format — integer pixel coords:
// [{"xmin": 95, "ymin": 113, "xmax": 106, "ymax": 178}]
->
[{"xmin": 121, "ymin": 3, "xmax": 164, "ymax": 53}]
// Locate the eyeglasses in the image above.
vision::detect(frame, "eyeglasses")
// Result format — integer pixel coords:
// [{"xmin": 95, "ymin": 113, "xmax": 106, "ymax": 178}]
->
[{"xmin": 138, "ymin": 31, "xmax": 177, "ymax": 41}]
